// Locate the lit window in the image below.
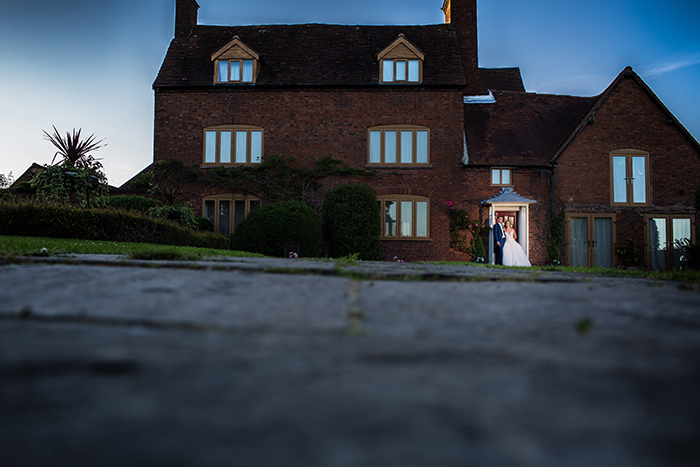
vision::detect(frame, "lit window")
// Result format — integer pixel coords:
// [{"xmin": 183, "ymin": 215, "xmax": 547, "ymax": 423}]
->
[
  {"xmin": 381, "ymin": 59, "xmax": 421, "ymax": 83},
  {"xmin": 611, "ymin": 150, "xmax": 649, "ymax": 205},
  {"xmin": 203, "ymin": 125, "xmax": 264, "ymax": 165},
  {"xmin": 211, "ymin": 36, "xmax": 260, "ymax": 85},
  {"xmin": 377, "ymin": 34, "xmax": 424, "ymax": 85},
  {"xmin": 203, "ymin": 195, "xmax": 261, "ymax": 236},
  {"xmin": 646, "ymin": 214, "xmax": 695, "ymax": 271},
  {"xmin": 491, "ymin": 168, "xmax": 511, "ymax": 186},
  {"xmin": 216, "ymin": 60, "xmax": 255, "ymax": 83},
  {"xmin": 368, "ymin": 125, "xmax": 430, "ymax": 165},
  {"xmin": 378, "ymin": 195, "xmax": 430, "ymax": 239}
]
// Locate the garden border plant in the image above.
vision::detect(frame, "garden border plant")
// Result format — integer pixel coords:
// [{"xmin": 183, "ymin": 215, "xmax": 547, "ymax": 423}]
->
[
  {"xmin": 446, "ymin": 201, "xmax": 488, "ymax": 261},
  {"xmin": 230, "ymin": 200, "xmax": 323, "ymax": 257},
  {"xmin": 323, "ymin": 183, "xmax": 382, "ymax": 261},
  {"xmin": 0, "ymin": 202, "xmax": 229, "ymax": 249}
]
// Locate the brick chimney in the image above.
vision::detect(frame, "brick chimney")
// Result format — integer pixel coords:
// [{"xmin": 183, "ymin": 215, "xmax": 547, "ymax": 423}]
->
[
  {"xmin": 175, "ymin": 0, "xmax": 200, "ymax": 37},
  {"xmin": 442, "ymin": 0, "xmax": 487, "ymax": 94}
]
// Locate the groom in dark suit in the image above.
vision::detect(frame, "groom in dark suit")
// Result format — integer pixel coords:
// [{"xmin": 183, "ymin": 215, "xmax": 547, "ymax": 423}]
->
[{"xmin": 493, "ymin": 216, "xmax": 505, "ymax": 265}]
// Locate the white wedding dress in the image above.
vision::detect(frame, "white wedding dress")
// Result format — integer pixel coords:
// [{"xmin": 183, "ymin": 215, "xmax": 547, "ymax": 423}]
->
[{"xmin": 502, "ymin": 231, "xmax": 531, "ymax": 267}]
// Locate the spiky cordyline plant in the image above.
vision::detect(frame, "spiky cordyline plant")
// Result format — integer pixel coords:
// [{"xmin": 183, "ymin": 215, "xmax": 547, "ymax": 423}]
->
[{"xmin": 43, "ymin": 125, "xmax": 105, "ymax": 170}]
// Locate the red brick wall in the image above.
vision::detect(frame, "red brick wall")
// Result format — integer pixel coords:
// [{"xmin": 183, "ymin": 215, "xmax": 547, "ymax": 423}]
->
[
  {"xmin": 553, "ymin": 75, "xmax": 700, "ymax": 266},
  {"xmin": 459, "ymin": 166, "xmax": 552, "ymax": 265},
  {"xmin": 154, "ymin": 86, "xmax": 477, "ymax": 262}
]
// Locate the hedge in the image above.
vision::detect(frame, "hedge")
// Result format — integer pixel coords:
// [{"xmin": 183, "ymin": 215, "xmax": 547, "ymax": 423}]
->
[
  {"xmin": 0, "ymin": 202, "xmax": 230, "ymax": 249},
  {"xmin": 97, "ymin": 195, "xmax": 157, "ymax": 213},
  {"xmin": 322, "ymin": 183, "xmax": 381, "ymax": 260},
  {"xmin": 231, "ymin": 201, "xmax": 322, "ymax": 257}
]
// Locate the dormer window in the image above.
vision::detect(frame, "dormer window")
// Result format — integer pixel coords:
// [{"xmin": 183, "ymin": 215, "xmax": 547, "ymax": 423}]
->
[
  {"xmin": 218, "ymin": 60, "xmax": 254, "ymax": 83},
  {"xmin": 378, "ymin": 34, "xmax": 424, "ymax": 85},
  {"xmin": 211, "ymin": 36, "xmax": 260, "ymax": 84},
  {"xmin": 383, "ymin": 59, "xmax": 420, "ymax": 83}
]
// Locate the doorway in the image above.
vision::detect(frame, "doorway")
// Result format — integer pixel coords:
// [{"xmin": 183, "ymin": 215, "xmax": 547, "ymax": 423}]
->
[
  {"xmin": 496, "ymin": 211, "xmax": 518, "ymax": 234},
  {"xmin": 566, "ymin": 214, "xmax": 615, "ymax": 268}
]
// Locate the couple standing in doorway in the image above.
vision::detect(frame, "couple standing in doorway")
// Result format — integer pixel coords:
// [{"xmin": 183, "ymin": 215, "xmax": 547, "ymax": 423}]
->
[{"xmin": 493, "ymin": 215, "xmax": 531, "ymax": 267}]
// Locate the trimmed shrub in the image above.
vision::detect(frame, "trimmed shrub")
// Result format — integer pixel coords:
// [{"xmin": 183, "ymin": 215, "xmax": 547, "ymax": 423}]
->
[
  {"xmin": 98, "ymin": 195, "xmax": 157, "ymax": 213},
  {"xmin": 322, "ymin": 183, "xmax": 381, "ymax": 260},
  {"xmin": 474, "ymin": 235, "xmax": 486, "ymax": 260},
  {"xmin": 147, "ymin": 204, "xmax": 198, "ymax": 230},
  {"xmin": 231, "ymin": 201, "xmax": 322, "ymax": 257},
  {"xmin": 193, "ymin": 216, "xmax": 214, "ymax": 232},
  {"xmin": 0, "ymin": 202, "xmax": 229, "ymax": 249}
]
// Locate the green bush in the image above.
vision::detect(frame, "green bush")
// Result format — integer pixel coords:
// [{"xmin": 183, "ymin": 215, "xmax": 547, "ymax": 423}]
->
[
  {"xmin": 322, "ymin": 184, "xmax": 381, "ymax": 260},
  {"xmin": 0, "ymin": 202, "xmax": 229, "ymax": 249},
  {"xmin": 193, "ymin": 216, "xmax": 214, "ymax": 232},
  {"xmin": 98, "ymin": 195, "xmax": 157, "ymax": 213},
  {"xmin": 147, "ymin": 204, "xmax": 198, "ymax": 230},
  {"xmin": 30, "ymin": 164, "xmax": 108, "ymax": 207},
  {"xmin": 231, "ymin": 201, "xmax": 322, "ymax": 257},
  {"xmin": 474, "ymin": 235, "xmax": 486, "ymax": 259}
]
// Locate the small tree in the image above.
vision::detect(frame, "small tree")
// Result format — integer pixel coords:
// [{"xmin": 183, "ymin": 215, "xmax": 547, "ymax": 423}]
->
[
  {"xmin": 323, "ymin": 184, "xmax": 381, "ymax": 260},
  {"xmin": 445, "ymin": 201, "xmax": 488, "ymax": 260},
  {"xmin": 151, "ymin": 160, "xmax": 201, "ymax": 205},
  {"xmin": 0, "ymin": 172, "xmax": 13, "ymax": 188},
  {"xmin": 32, "ymin": 127, "xmax": 108, "ymax": 206},
  {"xmin": 43, "ymin": 126, "xmax": 104, "ymax": 169},
  {"xmin": 547, "ymin": 204, "xmax": 566, "ymax": 264}
]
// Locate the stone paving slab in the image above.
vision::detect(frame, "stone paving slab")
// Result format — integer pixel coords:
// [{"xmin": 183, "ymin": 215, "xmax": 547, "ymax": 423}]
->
[{"xmin": 1, "ymin": 257, "xmax": 699, "ymax": 466}]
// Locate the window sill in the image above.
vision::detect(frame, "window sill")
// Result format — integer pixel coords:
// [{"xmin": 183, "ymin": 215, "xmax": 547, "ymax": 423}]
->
[
  {"xmin": 380, "ymin": 237, "xmax": 432, "ymax": 241},
  {"xmin": 611, "ymin": 202, "xmax": 651, "ymax": 208},
  {"xmin": 201, "ymin": 163, "xmax": 261, "ymax": 168},
  {"xmin": 366, "ymin": 165, "xmax": 433, "ymax": 169}
]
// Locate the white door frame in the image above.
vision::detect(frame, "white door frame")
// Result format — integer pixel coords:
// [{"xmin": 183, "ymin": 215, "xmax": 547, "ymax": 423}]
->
[{"xmin": 487, "ymin": 203, "xmax": 532, "ymax": 265}]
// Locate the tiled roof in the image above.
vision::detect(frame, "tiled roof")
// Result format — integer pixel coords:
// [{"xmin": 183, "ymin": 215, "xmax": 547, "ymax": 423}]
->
[
  {"xmin": 154, "ymin": 23, "xmax": 468, "ymax": 88},
  {"xmin": 11, "ymin": 163, "xmax": 44, "ymax": 185},
  {"xmin": 550, "ymin": 67, "xmax": 700, "ymax": 163},
  {"xmin": 479, "ymin": 67, "xmax": 525, "ymax": 92},
  {"xmin": 482, "ymin": 187, "xmax": 537, "ymax": 204},
  {"xmin": 464, "ymin": 91, "xmax": 596, "ymax": 166}
]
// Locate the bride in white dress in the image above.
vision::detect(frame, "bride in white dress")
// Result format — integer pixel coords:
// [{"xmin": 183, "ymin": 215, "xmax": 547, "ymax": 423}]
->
[{"xmin": 502, "ymin": 220, "xmax": 531, "ymax": 267}]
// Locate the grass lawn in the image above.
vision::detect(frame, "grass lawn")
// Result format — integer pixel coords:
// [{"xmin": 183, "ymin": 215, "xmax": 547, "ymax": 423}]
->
[
  {"xmin": 421, "ymin": 260, "xmax": 700, "ymax": 284},
  {"xmin": 2, "ymin": 235, "xmax": 698, "ymax": 284},
  {"xmin": 0, "ymin": 235, "xmax": 264, "ymax": 260}
]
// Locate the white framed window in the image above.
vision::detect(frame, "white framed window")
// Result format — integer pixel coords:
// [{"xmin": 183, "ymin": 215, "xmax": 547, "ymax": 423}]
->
[
  {"xmin": 611, "ymin": 149, "xmax": 649, "ymax": 206},
  {"xmin": 203, "ymin": 195, "xmax": 261, "ymax": 236},
  {"xmin": 491, "ymin": 168, "xmax": 512, "ymax": 186},
  {"xmin": 378, "ymin": 195, "xmax": 430, "ymax": 239},
  {"xmin": 203, "ymin": 125, "xmax": 264, "ymax": 165},
  {"xmin": 368, "ymin": 125, "xmax": 430, "ymax": 165}
]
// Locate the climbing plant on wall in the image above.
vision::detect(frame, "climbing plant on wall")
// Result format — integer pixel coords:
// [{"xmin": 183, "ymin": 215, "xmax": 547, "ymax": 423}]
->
[{"xmin": 446, "ymin": 201, "xmax": 488, "ymax": 260}]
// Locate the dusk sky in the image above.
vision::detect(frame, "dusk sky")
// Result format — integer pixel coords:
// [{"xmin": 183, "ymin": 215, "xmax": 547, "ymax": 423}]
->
[{"xmin": 1, "ymin": 0, "xmax": 698, "ymax": 186}]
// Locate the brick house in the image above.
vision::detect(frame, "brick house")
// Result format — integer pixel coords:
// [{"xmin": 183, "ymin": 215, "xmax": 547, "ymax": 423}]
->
[{"xmin": 144, "ymin": 0, "xmax": 699, "ymax": 268}]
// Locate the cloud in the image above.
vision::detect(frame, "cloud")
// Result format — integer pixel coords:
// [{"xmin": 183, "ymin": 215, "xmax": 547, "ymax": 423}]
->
[{"xmin": 644, "ymin": 52, "xmax": 700, "ymax": 78}]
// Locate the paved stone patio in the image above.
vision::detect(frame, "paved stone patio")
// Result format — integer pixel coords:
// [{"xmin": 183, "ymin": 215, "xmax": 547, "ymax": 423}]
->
[{"xmin": 1, "ymin": 256, "xmax": 699, "ymax": 466}]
